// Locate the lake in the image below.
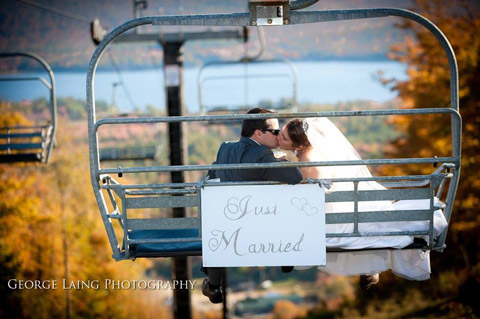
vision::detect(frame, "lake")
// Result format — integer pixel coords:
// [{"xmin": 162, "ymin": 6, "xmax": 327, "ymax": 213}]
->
[{"xmin": 0, "ymin": 60, "xmax": 407, "ymax": 113}]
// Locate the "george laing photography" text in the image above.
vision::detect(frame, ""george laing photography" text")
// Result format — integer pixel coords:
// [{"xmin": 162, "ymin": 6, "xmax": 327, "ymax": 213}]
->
[{"xmin": 7, "ymin": 279, "xmax": 196, "ymax": 290}]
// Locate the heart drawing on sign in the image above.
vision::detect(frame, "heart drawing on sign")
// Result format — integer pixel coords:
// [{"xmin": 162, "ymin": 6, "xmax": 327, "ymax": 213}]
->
[
  {"xmin": 291, "ymin": 197, "xmax": 307, "ymax": 210},
  {"xmin": 291, "ymin": 197, "xmax": 319, "ymax": 216},
  {"xmin": 301, "ymin": 203, "xmax": 318, "ymax": 216}
]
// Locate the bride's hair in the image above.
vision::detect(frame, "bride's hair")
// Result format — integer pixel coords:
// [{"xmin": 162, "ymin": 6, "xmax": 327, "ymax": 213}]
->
[{"xmin": 286, "ymin": 119, "xmax": 311, "ymax": 148}]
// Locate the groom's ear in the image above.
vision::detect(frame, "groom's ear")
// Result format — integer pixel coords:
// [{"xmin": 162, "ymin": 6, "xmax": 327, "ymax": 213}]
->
[{"xmin": 253, "ymin": 129, "xmax": 262, "ymax": 139}]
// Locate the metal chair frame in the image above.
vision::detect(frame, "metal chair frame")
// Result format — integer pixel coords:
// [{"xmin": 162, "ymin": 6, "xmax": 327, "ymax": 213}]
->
[
  {"xmin": 0, "ymin": 51, "xmax": 57, "ymax": 164},
  {"xmin": 197, "ymin": 58, "xmax": 298, "ymax": 114},
  {"xmin": 99, "ymin": 145, "xmax": 158, "ymax": 162},
  {"xmin": 86, "ymin": 8, "xmax": 461, "ymax": 261}
]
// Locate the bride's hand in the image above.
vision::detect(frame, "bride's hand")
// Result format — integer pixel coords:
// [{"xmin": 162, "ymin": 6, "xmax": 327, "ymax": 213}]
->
[{"xmin": 274, "ymin": 151, "xmax": 287, "ymax": 161}]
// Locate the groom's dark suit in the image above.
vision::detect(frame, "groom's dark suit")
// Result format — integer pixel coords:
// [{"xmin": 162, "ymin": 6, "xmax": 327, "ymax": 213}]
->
[
  {"xmin": 203, "ymin": 137, "xmax": 302, "ymax": 290},
  {"xmin": 208, "ymin": 136, "xmax": 302, "ymax": 183}
]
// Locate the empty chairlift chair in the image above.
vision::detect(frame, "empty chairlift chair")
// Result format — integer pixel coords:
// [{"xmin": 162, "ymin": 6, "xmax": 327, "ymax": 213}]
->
[
  {"xmin": 98, "ymin": 115, "xmax": 159, "ymax": 162},
  {"xmin": 98, "ymin": 113, "xmax": 158, "ymax": 163},
  {"xmin": 100, "ymin": 145, "xmax": 158, "ymax": 162},
  {"xmin": 86, "ymin": 3, "xmax": 461, "ymax": 262},
  {"xmin": 197, "ymin": 58, "xmax": 298, "ymax": 115},
  {"xmin": 0, "ymin": 52, "xmax": 57, "ymax": 164}
]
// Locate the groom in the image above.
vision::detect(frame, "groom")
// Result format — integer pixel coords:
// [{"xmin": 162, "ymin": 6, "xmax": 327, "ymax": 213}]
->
[
  {"xmin": 202, "ymin": 108, "xmax": 303, "ymax": 303},
  {"xmin": 207, "ymin": 107, "xmax": 302, "ymax": 183}
]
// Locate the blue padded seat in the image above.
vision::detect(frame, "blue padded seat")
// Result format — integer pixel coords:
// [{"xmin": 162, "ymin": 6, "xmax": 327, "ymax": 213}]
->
[
  {"xmin": 128, "ymin": 229, "xmax": 202, "ymax": 257},
  {"xmin": 126, "ymin": 230, "xmax": 427, "ymax": 257}
]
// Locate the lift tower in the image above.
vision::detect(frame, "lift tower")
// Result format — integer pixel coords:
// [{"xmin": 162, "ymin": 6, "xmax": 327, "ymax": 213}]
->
[{"xmin": 91, "ymin": 2, "xmax": 243, "ymax": 318}]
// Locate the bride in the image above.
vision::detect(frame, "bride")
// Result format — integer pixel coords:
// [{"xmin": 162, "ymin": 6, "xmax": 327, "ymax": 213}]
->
[{"xmin": 277, "ymin": 118, "xmax": 448, "ymax": 283}]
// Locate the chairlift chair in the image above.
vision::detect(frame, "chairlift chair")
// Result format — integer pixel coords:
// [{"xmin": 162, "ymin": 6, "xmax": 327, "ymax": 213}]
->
[
  {"xmin": 197, "ymin": 58, "xmax": 298, "ymax": 115},
  {"xmin": 86, "ymin": 3, "xmax": 461, "ymax": 262},
  {"xmin": 0, "ymin": 52, "xmax": 57, "ymax": 164},
  {"xmin": 100, "ymin": 145, "xmax": 158, "ymax": 162},
  {"xmin": 96, "ymin": 111, "xmax": 159, "ymax": 163}
]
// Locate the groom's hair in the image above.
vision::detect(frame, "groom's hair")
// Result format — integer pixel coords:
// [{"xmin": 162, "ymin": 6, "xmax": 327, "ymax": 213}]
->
[{"xmin": 241, "ymin": 108, "xmax": 275, "ymax": 137}]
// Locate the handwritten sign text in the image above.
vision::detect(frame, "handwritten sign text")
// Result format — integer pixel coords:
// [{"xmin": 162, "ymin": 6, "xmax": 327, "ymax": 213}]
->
[{"xmin": 201, "ymin": 184, "xmax": 326, "ymax": 267}]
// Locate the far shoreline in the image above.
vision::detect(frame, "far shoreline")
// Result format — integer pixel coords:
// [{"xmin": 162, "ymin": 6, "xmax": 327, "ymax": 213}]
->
[{"xmin": 9, "ymin": 55, "xmax": 395, "ymax": 73}]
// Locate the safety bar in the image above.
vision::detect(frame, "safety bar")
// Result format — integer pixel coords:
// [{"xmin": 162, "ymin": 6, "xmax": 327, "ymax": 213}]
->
[
  {"xmin": 93, "ymin": 109, "xmax": 461, "ymax": 176},
  {"xmin": 0, "ymin": 125, "xmax": 51, "ymax": 130},
  {"xmin": 94, "ymin": 108, "xmax": 460, "ymax": 128},
  {"xmin": 98, "ymin": 158, "xmax": 456, "ymax": 176},
  {"xmin": 0, "ymin": 76, "xmax": 52, "ymax": 90},
  {"xmin": 103, "ymin": 173, "xmax": 450, "ymax": 196},
  {"xmin": 100, "ymin": 173, "xmax": 449, "ymax": 190}
]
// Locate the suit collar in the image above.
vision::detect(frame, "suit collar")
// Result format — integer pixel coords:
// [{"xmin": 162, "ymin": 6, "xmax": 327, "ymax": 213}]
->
[{"xmin": 240, "ymin": 136, "xmax": 260, "ymax": 146}]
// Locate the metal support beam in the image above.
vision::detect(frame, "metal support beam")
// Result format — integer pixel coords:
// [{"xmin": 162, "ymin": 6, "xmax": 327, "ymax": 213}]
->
[
  {"xmin": 163, "ymin": 40, "xmax": 192, "ymax": 319},
  {"xmin": 93, "ymin": 20, "xmax": 243, "ymax": 319},
  {"xmin": 116, "ymin": 30, "xmax": 242, "ymax": 43}
]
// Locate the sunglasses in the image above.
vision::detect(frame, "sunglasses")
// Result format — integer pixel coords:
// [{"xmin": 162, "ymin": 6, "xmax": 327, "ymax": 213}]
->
[{"xmin": 261, "ymin": 128, "xmax": 280, "ymax": 136}]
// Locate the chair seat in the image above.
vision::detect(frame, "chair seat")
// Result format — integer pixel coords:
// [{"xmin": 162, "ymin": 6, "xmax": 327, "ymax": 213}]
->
[
  {"xmin": 326, "ymin": 237, "xmax": 428, "ymax": 252},
  {"xmin": 128, "ymin": 229, "xmax": 202, "ymax": 257},
  {"xmin": 0, "ymin": 143, "xmax": 43, "ymax": 150},
  {"xmin": 126, "ymin": 229, "xmax": 427, "ymax": 258},
  {"xmin": 0, "ymin": 132, "xmax": 43, "ymax": 138}
]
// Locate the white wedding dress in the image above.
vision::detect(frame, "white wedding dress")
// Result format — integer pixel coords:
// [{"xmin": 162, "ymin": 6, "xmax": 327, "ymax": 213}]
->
[{"xmin": 294, "ymin": 118, "xmax": 448, "ymax": 280}]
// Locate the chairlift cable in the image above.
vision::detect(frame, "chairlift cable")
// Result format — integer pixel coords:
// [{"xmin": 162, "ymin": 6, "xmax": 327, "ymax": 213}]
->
[
  {"xmin": 15, "ymin": 0, "xmax": 91, "ymax": 24},
  {"xmin": 240, "ymin": 27, "xmax": 266, "ymax": 108},
  {"xmin": 148, "ymin": 45, "xmax": 164, "ymax": 101},
  {"xmin": 107, "ymin": 50, "xmax": 138, "ymax": 111},
  {"xmin": 253, "ymin": 27, "xmax": 266, "ymax": 61}
]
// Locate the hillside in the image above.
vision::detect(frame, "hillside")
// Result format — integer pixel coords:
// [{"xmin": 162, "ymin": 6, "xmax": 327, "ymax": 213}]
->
[
  {"xmin": 0, "ymin": 0, "xmax": 416, "ymax": 71},
  {"xmin": 1, "ymin": 96, "xmax": 398, "ymax": 163}
]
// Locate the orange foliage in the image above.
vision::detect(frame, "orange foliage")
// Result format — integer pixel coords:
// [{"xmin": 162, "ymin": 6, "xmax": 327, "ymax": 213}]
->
[
  {"xmin": 0, "ymin": 101, "xmax": 33, "ymax": 127},
  {"xmin": 371, "ymin": 0, "xmax": 480, "ymax": 317},
  {"xmin": 273, "ymin": 300, "xmax": 307, "ymax": 319},
  {"xmin": 1, "ymin": 117, "xmax": 171, "ymax": 319}
]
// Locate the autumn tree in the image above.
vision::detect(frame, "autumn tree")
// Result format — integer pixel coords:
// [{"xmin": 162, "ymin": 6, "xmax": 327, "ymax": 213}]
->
[
  {"xmin": 273, "ymin": 300, "xmax": 307, "ymax": 319},
  {"xmin": 1, "ymin": 105, "xmax": 171, "ymax": 319},
  {"xmin": 356, "ymin": 1, "xmax": 480, "ymax": 317}
]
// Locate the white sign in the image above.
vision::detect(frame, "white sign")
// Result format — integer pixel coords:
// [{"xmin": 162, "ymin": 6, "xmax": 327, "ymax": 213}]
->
[
  {"xmin": 164, "ymin": 64, "xmax": 180, "ymax": 87},
  {"xmin": 201, "ymin": 184, "xmax": 326, "ymax": 267}
]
